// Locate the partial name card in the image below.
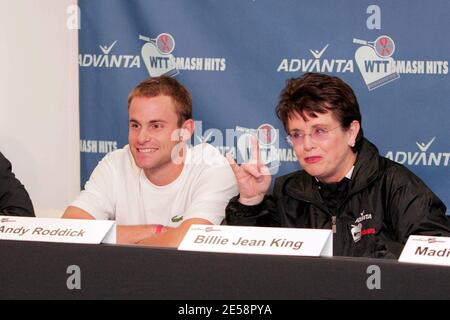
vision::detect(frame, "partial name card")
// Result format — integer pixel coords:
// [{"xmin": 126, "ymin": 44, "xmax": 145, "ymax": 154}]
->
[
  {"xmin": 178, "ymin": 225, "xmax": 332, "ymax": 257},
  {"xmin": 399, "ymin": 235, "xmax": 450, "ymax": 267},
  {"xmin": 0, "ymin": 215, "xmax": 116, "ymax": 244}
]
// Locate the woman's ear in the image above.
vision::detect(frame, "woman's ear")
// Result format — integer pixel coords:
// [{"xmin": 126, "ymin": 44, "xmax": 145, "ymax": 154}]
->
[{"xmin": 348, "ymin": 120, "xmax": 360, "ymax": 147}]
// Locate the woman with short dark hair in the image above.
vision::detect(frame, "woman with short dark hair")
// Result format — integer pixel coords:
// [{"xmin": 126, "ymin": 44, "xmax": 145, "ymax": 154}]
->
[{"xmin": 226, "ymin": 72, "xmax": 449, "ymax": 258}]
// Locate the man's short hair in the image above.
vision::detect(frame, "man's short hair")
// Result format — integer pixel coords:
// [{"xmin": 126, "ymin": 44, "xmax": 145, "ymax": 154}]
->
[
  {"xmin": 128, "ymin": 76, "xmax": 192, "ymax": 126},
  {"xmin": 276, "ymin": 72, "xmax": 364, "ymax": 152}
]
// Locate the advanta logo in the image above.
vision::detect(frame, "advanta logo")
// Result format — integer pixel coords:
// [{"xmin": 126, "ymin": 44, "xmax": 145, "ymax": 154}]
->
[
  {"xmin": 99, "ymin": 40, "xmax": 117, "ymax": 55},
  {"xmin": 79, "ymin": 40, "xmax": 141, "ymax": 68},
  {"xmin": 309, "ymin": 44, "xmax": 329, "ymax": 59},
  {"xmin": 416, "ymin": 137, "xmax": 435, "ymax": 152},
  {"xmin": 385, "ymin": 137, "xmax": 450, "ymax": 167},
  {"xmin": 277, "ymin": 44, "xmax": 354, "ymax": 73}
]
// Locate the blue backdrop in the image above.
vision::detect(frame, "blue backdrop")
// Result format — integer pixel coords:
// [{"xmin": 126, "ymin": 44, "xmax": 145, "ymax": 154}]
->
[{"xmin": 78, "ymin": 0, "xmax": 449, "ymax": 214}]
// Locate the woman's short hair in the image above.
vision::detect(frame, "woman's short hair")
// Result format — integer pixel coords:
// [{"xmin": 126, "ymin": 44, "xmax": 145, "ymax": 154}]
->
[{"xmin": 276, "ymin": 72, "xmax": 363, "ymax": 152}]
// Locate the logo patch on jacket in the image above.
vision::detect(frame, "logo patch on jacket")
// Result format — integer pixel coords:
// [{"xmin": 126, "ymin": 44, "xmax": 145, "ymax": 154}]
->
[{"xmin": 350, "ymin": 210, "xmax": 376, "ymax": 243}]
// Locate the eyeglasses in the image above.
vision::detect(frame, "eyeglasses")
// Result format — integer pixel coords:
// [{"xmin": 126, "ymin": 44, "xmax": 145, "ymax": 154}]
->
[{"xmin": 286, "ymin": 125, "xmax": 341, "ymax": 146}]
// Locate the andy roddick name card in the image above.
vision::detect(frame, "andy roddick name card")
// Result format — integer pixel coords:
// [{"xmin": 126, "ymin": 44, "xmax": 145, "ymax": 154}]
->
[
  {"xmin": 0, "ymin": 215, "xmax": 116, "ymax": 244},
  {"xmin": 178, "ymin": 225, "xmax": 332, "ymax": 257}
]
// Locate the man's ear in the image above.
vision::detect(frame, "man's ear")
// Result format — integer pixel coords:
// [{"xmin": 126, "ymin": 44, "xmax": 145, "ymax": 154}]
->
[{"xmin": 180, "ymin": 119, "xmax": 195, "ymax": 141}]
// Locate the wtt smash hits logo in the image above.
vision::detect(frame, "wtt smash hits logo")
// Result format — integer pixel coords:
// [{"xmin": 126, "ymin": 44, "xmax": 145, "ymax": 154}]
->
[
  {"xmin": 385, "ymin": 137, "xmax": 450, "ymax": 167},
  {"xmin": 79, "ymin": 32, "xmax": 226, "ymax": 76},
  {"xmin": 277, "ymin": 35, "xmax": 448, "ymax": 90},
  {"xmin": 139, "ymin": 33, "xmax": 179, "ymax": 77},
  {"xmin": 353, "ymin": 35, "xmax": 400, "ymax": 90}
]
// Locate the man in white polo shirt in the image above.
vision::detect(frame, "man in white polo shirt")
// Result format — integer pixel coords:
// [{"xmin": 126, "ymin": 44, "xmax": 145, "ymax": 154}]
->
[{"xmin": 64, "ymin": 76, "xmax": 238, "ymax": 247}]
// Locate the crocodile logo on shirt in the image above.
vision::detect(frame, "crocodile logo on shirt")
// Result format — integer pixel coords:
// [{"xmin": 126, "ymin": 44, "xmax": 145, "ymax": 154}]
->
[{"xmin": 171, "ymin": 215, "xmax": 183, "ymax": 223}]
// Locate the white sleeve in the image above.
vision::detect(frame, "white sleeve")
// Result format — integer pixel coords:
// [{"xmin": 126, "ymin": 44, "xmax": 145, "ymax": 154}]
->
[
  {"xmin": 183, "ymin": 162, "xmax": 238, "ymax": 225},
  {"xmin": 70, "ymin": 155, "xmax": 116, "ymax": 220}
]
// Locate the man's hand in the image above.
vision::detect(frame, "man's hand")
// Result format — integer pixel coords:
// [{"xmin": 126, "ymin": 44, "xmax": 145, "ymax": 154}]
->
[
  {"xmin": 226, "ymin": 135, "xmax": 272, "ymax": 206},
  {"xmin": 136, "ymin": 218, "xmax": 211, "ymax": 248},
  {"xmin": 117, "ymin": 224, "xmax": 167, "ymax": 244}
]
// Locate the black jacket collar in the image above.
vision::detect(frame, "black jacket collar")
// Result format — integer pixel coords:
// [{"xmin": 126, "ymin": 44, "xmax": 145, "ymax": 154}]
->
[{"xmin": 285, "ymin": 138, "xmax": 381, "ymax": 203}]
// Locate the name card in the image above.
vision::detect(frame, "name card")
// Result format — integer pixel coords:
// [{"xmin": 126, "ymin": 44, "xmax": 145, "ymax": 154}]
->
[
  {"xmin": 178, "ymin": 225, "xmax": 332, "ymax": 257},
  {"xmin": 0, "ymin": 215, "xmax": 116, "ymax": 244},
  {"xmin": 399, "ymin": 235, "xmax": 450, "ymax": 267}
]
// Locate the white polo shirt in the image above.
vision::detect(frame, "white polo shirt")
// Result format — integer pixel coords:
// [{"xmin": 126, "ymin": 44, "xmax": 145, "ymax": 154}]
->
[{"xmin": 71, "ymin": 143, "xmax": 238, "ymax": 226}]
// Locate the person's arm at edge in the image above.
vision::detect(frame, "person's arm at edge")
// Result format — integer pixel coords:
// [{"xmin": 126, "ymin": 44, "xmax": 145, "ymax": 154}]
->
[
  {"xmin": 0, "ymin": 153, "xmax": 35, "ymax": 217},
  {"xmin": 136, "ymin": 217, "xmax": 212, "ymax": 248},
  {"xmin": 62, "ymin": 206, "xmax": 96, "ymax": 219}
]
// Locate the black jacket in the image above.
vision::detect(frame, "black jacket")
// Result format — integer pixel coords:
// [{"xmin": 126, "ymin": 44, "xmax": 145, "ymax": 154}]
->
[
  {"xmin": 0, "ymin": 152, "xmax": 34, "ymax": 217},
  {"xmin": 226, "ymin": 139, "xmax": 449, "ymax": 258}
]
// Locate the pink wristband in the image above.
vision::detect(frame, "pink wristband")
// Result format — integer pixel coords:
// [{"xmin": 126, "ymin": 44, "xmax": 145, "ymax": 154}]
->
[{"xmin": 154, "ymin": 224, "xmax": 163, "ymax": 235}]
